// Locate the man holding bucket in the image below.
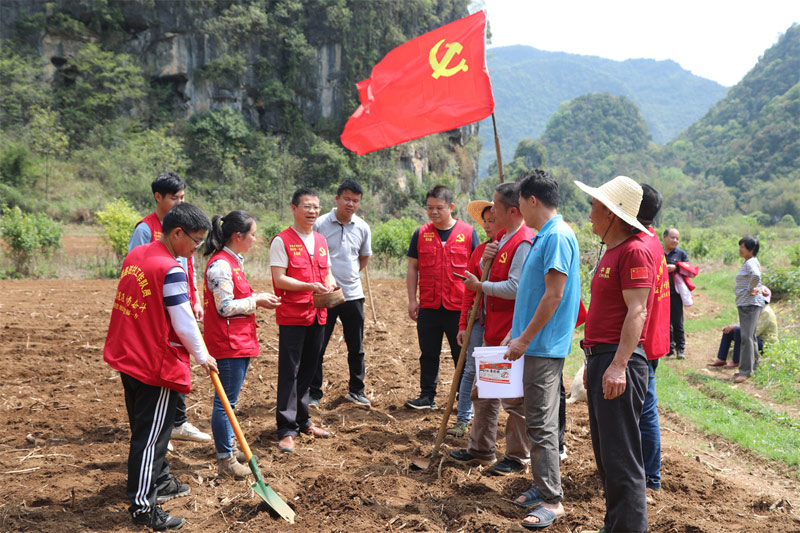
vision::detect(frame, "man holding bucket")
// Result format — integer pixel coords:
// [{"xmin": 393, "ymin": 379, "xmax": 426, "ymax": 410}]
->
[
  {"xmin": 449, "ymin": 181, "xmax": 534, "ymax": 476},
  {"xmin": 504, "ymin": 169, "xmax": 581, "ymax": 528},
  {"xmin": 270, "ymin": 188, "xmax": 336, "ymax": 453}
]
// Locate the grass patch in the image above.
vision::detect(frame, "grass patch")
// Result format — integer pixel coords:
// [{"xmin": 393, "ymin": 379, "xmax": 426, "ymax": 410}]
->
[
  {"xmin": 752, "ymin": 336, "xmax": 800, "ymax": 406},
  {"xmin": 657, "ymin": 363, "xmax": 800, "ymax": 470},
  {"xmin": 684, "ymin": 266, "xmax": 738, "ymax": 334}
]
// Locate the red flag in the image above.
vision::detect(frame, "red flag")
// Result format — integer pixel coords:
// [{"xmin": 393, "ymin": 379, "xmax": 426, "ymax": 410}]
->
[{"xmin": 341, "ymin": 10, "xmax": 494, "ymax": 155}]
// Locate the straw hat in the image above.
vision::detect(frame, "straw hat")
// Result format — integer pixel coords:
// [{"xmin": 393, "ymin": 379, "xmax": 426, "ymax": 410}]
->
[
  {"xmin": 574, "ymin": 176, "xmax": 653, "ymax": 236},
  {"xmin": 467, "ymin": 200, "xmax": 493, "ymax": 225}
]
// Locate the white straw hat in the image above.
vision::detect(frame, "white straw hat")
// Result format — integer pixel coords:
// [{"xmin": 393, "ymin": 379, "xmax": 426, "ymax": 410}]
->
[
  {"xmin": 466, "ymin": 200, "xmax": 493, "ymax": 225},
  {"xmin": 574, "ymin": 176, "xmax": 653, "ymax": 236}
]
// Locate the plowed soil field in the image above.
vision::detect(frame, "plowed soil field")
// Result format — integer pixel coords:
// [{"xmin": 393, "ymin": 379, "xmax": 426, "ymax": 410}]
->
[{"xmin": 1, "ymin": 275, "xmax": 799, "ymax": 532}]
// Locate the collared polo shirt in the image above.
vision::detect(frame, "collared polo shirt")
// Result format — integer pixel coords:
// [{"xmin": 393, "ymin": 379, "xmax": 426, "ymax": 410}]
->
[
  {"xmin": 313, "ymin": 209, "xmax": 372, "ymax": 301},
  {"xmin": 512, "ymin": 215, "xmax": 581, "ymax": 358}
]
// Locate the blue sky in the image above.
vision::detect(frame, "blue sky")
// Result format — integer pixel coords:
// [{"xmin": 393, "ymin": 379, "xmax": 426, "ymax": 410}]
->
[{"xmin": 477, "ymin": 0, "xmax": 799, "ymax": 86}]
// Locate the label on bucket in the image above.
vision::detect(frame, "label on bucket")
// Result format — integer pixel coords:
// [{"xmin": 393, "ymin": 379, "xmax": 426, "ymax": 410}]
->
[{"xmin": 479, "ymin": 362, "xmax": 512, "ymax": 384}]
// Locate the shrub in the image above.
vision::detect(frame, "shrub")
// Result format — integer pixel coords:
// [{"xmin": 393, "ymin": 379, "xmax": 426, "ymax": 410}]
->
[
  {"xmin": 0, "ymin": 205, "xmax": 63, "ymax": 276},
  {"xmin": 96, "ymin": 198, "xmax": 141, "ymax": 261},
  {"xmin": 762, "ymin": 267, "xmax": 800, "ymax": 301},
  {"xmin": 372, "ymin": 217, "xmax": 418, "ymax": 259}
]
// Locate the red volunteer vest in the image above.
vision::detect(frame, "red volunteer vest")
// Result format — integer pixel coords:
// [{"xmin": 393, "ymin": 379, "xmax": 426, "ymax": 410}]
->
[
  {"xmin": 137, "ymin": 212, "xmax": 198, "ymax": 307},
  {"xmin": 203, "ymin": 250, "xmax": 259, "ymax": 359},
  {"xmin": 417, "ymin": 220, "xmax": 473, "ymax": 311},
  {"xmin": 104, "ymin": 241, "xmax": 192, "ymax": 393},
  {"xmin": 639, "ymin": 228, "xmax": 671, "ymax": 359},
  {"xmin": 272, "ymin": 228, "xmax": 328, "ymax": 326},
  {"xmin": 484, "ymin": 225, "xmax": 535, "ymax": 345}
]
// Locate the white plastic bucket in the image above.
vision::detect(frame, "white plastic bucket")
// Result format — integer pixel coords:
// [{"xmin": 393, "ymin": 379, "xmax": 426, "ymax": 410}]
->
[{"xmin": 473, "ymin": 346, "xmax": 524, "ymax": 399}]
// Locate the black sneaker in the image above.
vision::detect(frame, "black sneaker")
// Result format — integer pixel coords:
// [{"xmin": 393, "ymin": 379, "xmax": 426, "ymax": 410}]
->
[
  {"xmin": 405, "ymin": 396, "xmax": 437, "ymax": 410},
  {"xmin": 132, "ymin": 505, "xmax": 186, "ymax": 530},
  {"xmin": 156, "ymin": 476, "xmax": 190, "ymax": 503},
  {"xmin": 486, "ymin": 458, "xmax": 524, "ymax": 476},
  {"xmin": 345, "ymin": 391, "xmax": 372, "ymax": 406},
  {"xmin": 449, "ymin": 449, "xmax": 494, "ymax": 466}
]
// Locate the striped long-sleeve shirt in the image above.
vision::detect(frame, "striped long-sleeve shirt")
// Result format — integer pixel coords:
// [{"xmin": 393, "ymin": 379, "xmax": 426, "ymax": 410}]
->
[
  {"xmin": 164, "ymin": 266, "xmax": 209, "ymax": 363},
  {"xmin": 734, "ymin": 257, "xmax": 764, "ymax": 308}
]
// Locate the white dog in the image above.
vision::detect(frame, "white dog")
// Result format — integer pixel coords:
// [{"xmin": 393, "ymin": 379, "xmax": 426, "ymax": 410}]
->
[{"xmin": 565, "ymin": 364, "xmax": 587, "ymax": 404}]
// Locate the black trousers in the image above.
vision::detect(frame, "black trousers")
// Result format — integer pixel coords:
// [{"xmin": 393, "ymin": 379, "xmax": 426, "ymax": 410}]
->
[
  {"xmin": 173, "ymin": 393, "xmax": 187, "ymax": 427},
  {"xmin": 669, "ymin": 290, "xmax": 685, "ymax": 352},
  {"xmin": 310, "ymin": 298, "xmax": 366, "ymax": 400},
  {"xmin": 586, "ymin": 351, "xmax": 649, "ymax": 533},
  {"xmin": 121, "ymin": 372, "xmax": 178, "ymax": 516},
  {"xmin": 416, "ymin": 307, "xmax": 461, "ymax": 399},
  {"xmin": 277, "ymin": 321, "xmax": 325, "ymax": 438},
  {"xmin": 558, "ymin": 376, "xmax": 566, "ymax": 453}
]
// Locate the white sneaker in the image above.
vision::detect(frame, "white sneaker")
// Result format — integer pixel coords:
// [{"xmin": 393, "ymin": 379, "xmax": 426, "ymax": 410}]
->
[
  {"xmin": 171, "ymin": 422, "xmax": 211, "ymax": 442},
  {"xmin": 167, "ymin": 441, "xmax": 174, "ymax": 452},
  {"xmin": 559, "ymin": 446, "xmax": 568, "ymax": 461}
]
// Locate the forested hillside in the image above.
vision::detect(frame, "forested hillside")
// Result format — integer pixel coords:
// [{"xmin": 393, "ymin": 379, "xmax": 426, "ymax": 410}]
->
[
  {"xmin": 0, "ymin": 0, "xmax": 476, "ymax": 223},
  {"xmin": 478, "ymin": 45, "xmax": 728, "ymax": 174}
]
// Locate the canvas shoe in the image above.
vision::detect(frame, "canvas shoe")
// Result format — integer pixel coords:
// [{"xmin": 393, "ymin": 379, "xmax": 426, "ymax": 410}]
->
[
  {"xmin": 218, "ymin": 456, "xmax": 251, "ymax": 479},
  {"xmin": 446, "ymin": 421, "xmax": 469, "ymax": 437},
  {"xmin": 156, "ymin": 476, "xmax": 190, "ymax": 503},
  {"xmin": 132, "ymin": 505, "xmax": 186, "ymax": 531},
  {"xmin": 676, "ymin": 350, "xmax": 686, "ymax": 359},
  {"xmin": 404, "ymin": 396, "xmax": 437, "ymax": 410},
  {"xmin": 171, "ymin": 422, "xmax": 211, "ymax": 442},
  {"xmin": 309, "ymin": 398, "xmax": 321, "ymax": 410},
  {"xmin": 449, "ymin": 449, "xmax": 494, "ymax": 466},
  {"xmin": 345, "ymin": 391, "xmax": 372, "ymax": 406},
  {"xmin": 486, "ymin": 458, "xmax": 524, "ymax": 476}
]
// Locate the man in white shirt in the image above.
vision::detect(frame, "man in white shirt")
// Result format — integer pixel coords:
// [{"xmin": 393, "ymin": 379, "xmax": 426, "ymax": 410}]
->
[{"xmin": 310, "ymin": 180, "xmax": 373, "ymax": 407}]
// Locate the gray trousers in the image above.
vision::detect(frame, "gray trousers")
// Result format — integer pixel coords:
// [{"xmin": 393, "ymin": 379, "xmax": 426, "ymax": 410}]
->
[
  {"xmin": 522, "ymin": 356, "xmax": 565, "ymax": 504},
  {"xmin": 467, "ymin": 378, "xmax": 530, "ymax": 465},
  {"xmin": 737, "ymin": 305, "xmax": 763, "ymax": 377}
]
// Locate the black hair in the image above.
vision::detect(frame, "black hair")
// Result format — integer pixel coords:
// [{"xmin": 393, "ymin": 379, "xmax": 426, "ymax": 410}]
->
[
  {"xmin": 663, "ymin": 227, "xmax": 678, "ymax": 238},
  {"xmin": 291, "ymin": 188, "xmax": 319, "ymax": 206},
  {"xmin": 519, "ymin": 169, "xmax": 559, "ymax": 207},
  {"xmin": 494, "ymin": 182, "xmax": 520, "ymax": 209},
  {"xmin": 481, "ymin": 205, "xmax": 494, "ymax": 220},
  {"xmin": 637, "ymin": 183, "xmax": 662, "ymax": 226},
  {"xmin": 425, "ymin": 184, "xmax": 454, "ymax": 205},
  {"xmin": 337, "ymin": 179, "xmax": 363, "ymax": 197},
  {"xmin": 151, "ymin": 172, "xmax": 186, "ymax": 196},
  {"xmin": 162, "ymin": 203, "xmax": 211, "ymax": 235},
  {"xmin": 203, "ymin": 210, "xmax": 255, "ymax": 256},
  {"xmin": 739, "ymin": 235, "xmax": 760, "ymax": 256}
]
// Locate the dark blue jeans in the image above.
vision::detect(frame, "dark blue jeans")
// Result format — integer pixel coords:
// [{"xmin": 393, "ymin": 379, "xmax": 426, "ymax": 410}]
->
[
  {"xmin": 639, "ymin": 359, "xmax": 661, "ymax": 490},
  {"xmin": 716, "ymin": 327, "xmax": 764, "ymax": 364},
  {"xmin": 211, "ymin": 357, "xmax": 252, "ymax": 458}
]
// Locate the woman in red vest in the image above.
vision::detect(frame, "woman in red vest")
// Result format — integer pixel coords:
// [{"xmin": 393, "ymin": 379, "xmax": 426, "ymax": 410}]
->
[{"xmin": 203, "ymin": 210, "xmax": 281, "ymax": 478}]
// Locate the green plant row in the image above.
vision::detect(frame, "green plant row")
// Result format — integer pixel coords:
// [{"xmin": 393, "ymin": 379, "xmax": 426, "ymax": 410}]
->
[{"xmin": 657, "ymin": 364, "xmax": 800, "ymax": 470}]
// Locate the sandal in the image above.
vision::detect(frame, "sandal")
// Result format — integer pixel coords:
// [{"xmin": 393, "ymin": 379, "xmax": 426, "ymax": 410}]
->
[
  {"xmin": 515, "ymin": 486, "xmax": 544, "ymax": 508},
  {"xmin": 521, "ymin": 506, "xmax": 563, "ymax": 529}
]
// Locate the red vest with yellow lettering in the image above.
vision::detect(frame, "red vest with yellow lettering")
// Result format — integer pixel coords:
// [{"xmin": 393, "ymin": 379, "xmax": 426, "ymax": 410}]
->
[
  {"xmin": 203, "ymin": 250, "xmax": 259, "ymax": 359},
  {"xmin": 639, "ymin": 228, "xmax": 671, "ymax": 359},
  {"xmin": 104, "ymin": 241, "xmax": 192, "ymax": 393},
  {"xmin": 272, "ymin": 228, "xmax": 328, "ymax": 326},
  {"xmin": 484, "ymin": 225, "xmax": 535, "ymax": 345},
  {"xmin": 417, "ymin": 220, "xmax": 473, "ymax": 311},
  {"xmin": 137, "ymin": 212, "xmax": 197, "ymax": 308}
]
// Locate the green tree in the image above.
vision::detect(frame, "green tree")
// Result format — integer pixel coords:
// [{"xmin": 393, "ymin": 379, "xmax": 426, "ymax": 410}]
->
[
  {"xmin": 27, "ymin": 107, "xmax": 68, "ymax": 201},
  {"xmin": 96, "ymin": 198, "xmax": 141, "ymax": 261},
  {"xmin": 0, "ymin": 205, "xmax": 63, "ymax": 276}
]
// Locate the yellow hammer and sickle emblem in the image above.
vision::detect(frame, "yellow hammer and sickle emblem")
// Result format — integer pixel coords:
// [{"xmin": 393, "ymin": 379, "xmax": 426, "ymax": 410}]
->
[
  {"xmin": 319, "ymin": 247, "xmax": 327, "ymax": 257},
  {"xmin": 455, "ymin": 233, "xmax": 465, "ymax": 243},
  {"xmin": 429, "ymin": 39, "xmax": 469, "ymax": 79},
  {"xmin": 499, "ymin": 252, "xmax": 508, "ymax": 263}
]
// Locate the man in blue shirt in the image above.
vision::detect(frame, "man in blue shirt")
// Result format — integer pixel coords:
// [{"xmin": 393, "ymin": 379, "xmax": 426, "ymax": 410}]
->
[
  {"xmin": 662, "ymin": 228, "xmax": 689, "ymax": 358},
  {"xmin": 504, "ymin": 169, "xmax": 581, "ymax": 529}
]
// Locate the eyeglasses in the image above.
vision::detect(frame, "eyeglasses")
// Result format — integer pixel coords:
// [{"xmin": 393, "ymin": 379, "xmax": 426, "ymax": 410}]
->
[
  {"xmin": 299, "ymin": 204, "xmax": 321, "ymax": 212},
  {"xmin": 181, "ymin": 228, "xmax": 205, "ymax": 249}
]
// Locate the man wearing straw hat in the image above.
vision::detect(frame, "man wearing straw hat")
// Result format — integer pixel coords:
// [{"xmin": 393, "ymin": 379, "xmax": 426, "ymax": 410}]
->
[
  {"xmin": 449, "ymin": 182, "xmax": 534, "ymax": 476},
  {"xmin": 576, "ymin": 176, "xmax": 655, "ymax": 533},
  {"xmin": 405, "ymin": 184, "xmax": 479, "ymax": 409},
  {"xmin": 502, "ymin": 169, "xmax": 581, "ymax": 529}
]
